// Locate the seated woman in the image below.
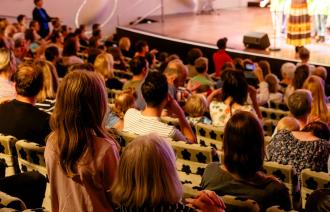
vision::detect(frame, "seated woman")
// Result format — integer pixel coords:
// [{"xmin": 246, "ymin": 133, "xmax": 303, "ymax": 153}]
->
[
  {"xmin": 45, "ymin": 71, "xmax": 120, "ymax": 211},
  {"xmin": 267, "ymin": 121, "xmax": 330, "ymax": 177},
  {"xmin": 111, "ymin": 133, "xmax": 225, "ymax": 212},
  {"xmin": 209, "ymin": 69, "xmax": 256, "ymax": 127},
  {"xmin": 201, "ymin": 111, "xmax": 291, "ymax": 211}
]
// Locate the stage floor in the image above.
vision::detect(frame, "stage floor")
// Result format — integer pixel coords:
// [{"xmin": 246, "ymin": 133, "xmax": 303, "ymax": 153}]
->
[{"xmin": 128, "ymin": 7, "xmax": 330, "ymax": 66}]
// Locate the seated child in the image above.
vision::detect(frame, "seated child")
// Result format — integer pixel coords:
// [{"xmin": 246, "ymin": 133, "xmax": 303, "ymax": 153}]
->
[
  {"xmin": 184, "ymin": 94, "xmax": 212, "ymax": 125},
  {"xmin": 107, "ymin": 90, "xmax": 135, "ymax": 131}
]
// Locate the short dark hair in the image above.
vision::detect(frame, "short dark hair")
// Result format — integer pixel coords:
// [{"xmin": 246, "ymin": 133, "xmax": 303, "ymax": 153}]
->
[
  {"xmin": 221, "ymin": 69, "xmax": 248, "ymax": 105},
  {"xmin": 34, "ymin": 0, "xmax": 41, "ymax": 5},
  {"xmin": 17, "ymin": 15, "xmax": 25, "ymax": 23},
  {"xmin": 216, "ymin": 37, "xmax": 227, "ymax": 49},
  {"xmin": 299, "ymin": 47, "xmax": 310, "ymax": 61},
  {"xmin": 142, "ymin": 71, "xmax": 168, "ymax": 107},
  {"xmin": 135, "ymin": 40, "xmax": 148, "ymax": 53},
  {"xmin": 288, "ymin": 90, "xmax": 312, "ymax": 119},
  {"xmin": 224, "ymin": 111, "xmax": 264, "ymax": 178},
  {"xmin": 293, "ymin": 65, "xmax": 310, "ymax": 89},
  {"xmin": 45, "ymin": 46, "xmax": 59, "ymax": 62},
  {"xmin": 87, "ymin": 48, "xmax": 102, "ymax": 64},
  {"xmin": 92, "ymin": 29, "xmax": 101, "ymax": 37},
  {"xmin": 62, "ymin": 33, "xmax": 78, "ymax": 57},
  {"xmin": 92, "ymin": 23, "xmax": 100, "ymax": 32},
  {"xmin": 14, "ymin": 63, "xmax": 43, "ymax": 97},
  {"xmin": 145, "ymin": 53, "xmax": 155, "ymax": 67},
  {"xmin": 129, "ymin": 56, "xmax": 147, "ymax": 75},
  {"xmin": 305, "ymin": 189, "xmax": 330, "ymax": 212}
]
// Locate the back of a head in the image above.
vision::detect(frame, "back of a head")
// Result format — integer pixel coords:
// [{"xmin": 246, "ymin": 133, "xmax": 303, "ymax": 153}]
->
[
  {"xmin": 299, "ymin": 47, "xmax": 310, "ymax": 61},
  {"xmin": 258, "ymin": 60, "xmax": 271, "ymax": 77},
  {"xmin": 302, "ymin": 121, "xmax": 330, "ymax": 140},
  {"xmin": 164, "ymin": 59, "xmax": 187, "ymax": 87},
  {"xmin": 293, "ymin": 65, "xmax": 310, "ymax": 89},
  {"xmin": 14, "ymin": 63, "xmax": 43, "ymax": 97},
  {"xmin": 51, "ymin": 71, "xmax": 108, "ymax": 175},
  {"xmin": 186, "ymin": 48, "xmax": 203, "ymax": 65},
  {"xmin": 113, "ymin": 90, "xmax": 135, "ymax": 118},
  {"xmin": 129, "ymin": 56, "xmax": 147, "ymax": 76},
  {"xmin": 195, "ymin": 57, "xmax": 208, "ymax": 74},
  {"xmin": 35, "ymin": 60, "xmax": 58, "ymax": 101},
  {"xmin": 87, "ymin": 48, "xmax": 102, "ymax": 64},
  {"xmin": 281, "ymin": 62, "xmax": 296, "ymax": 80},
  {"xmin": 224, "ymin": 111, "xmax": 264, "ymax": 178},
  {"xmin": 305, "ymin": 189, "xmax": 330, "ymax": 212},
  {"xmin": 288, "ymin": 89, "xmax": 312, "ymax": 120},
  {"xmin": 221, "ymin": 69, "xmax": 248, "ymax": 105},
  {"xmin": 63, "ymin": 33, "xmax": 78, "ymax": 57},
  {"xmin": 265, "ymin": 74, "xmax": 279, "ymax": 93},
  {"xmin": 312, "ymin": 66, "xmax": 327, "ymax": 81},
  {"xmin": 135, "ymin": 40, "xmax": 148, "ymax": 53},
  {"xmin": 0, "ymin": 48, "xmax": 14, "ymax": 74},
  {"xmin": 216, "ymin": 37, "xmax": 227, "ymax": 50},
  {"xmin": 118, "ymin": 37, "xmax": 130, "ymax": 51},
  {"xmin": 184, "ymin": 94, "xmax": 208, "ymax": 117},
  {"xmin": 68, "ymin": 63, "xmax": 94, "ymax": 73},
  {"xmin": 111, "ymin": 133, "xmax": 182, "ymax": 208},
  {"xmin": 17, "ymin": 14, "xmax": 25, "ymax": 23},
  {"xmin": 142, "ymin": 71, "xmax": 168, "ymax": 107},
  {"xmin": 45, "ymin": 46, "xmax": 60, "ymax": 62},
  {"xmin": 94, "ymin": 53, "xmax": 114, "ymax": 80}
]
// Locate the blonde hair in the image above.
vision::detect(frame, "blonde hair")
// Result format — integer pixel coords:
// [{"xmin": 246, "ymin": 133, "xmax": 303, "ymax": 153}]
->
[
  {"xmin": 118, "ymin": 37, "xmax": 131, "ymax": 51},
  {"xmin": 111, "ymin": 133, "xmax": 182, "ymax": 207},
  {"xmin": 94, "ymin": 53, "xmax": 114, "ymax": 80},
  {"xmin": 184, "ymin": 94, "xmax": 208, "ymax": 117},
  {"xmin": 303, "ymin": 75, "xmax": 329, "ymax": 123},
  {"xmin": 0, "ymin": 48, "xmax": 15, "ymax": 75},
  {"xmin": 36, "ymin": 60, "xmax": 59, "ymax": 102},
  {"xmin": 277, "ymin": 117, "xmax": 300, "ymax": 131},
  {"xmin": 112, "ymin": 90, "xmax": 135, "ymax": 119},
  {"xmin": 50, "ymin": 71, "xmax": 109, "ymax": 177}
]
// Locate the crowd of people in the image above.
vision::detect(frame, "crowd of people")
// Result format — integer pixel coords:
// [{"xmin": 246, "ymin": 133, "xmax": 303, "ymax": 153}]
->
[{"xmin": 0, "ymin": 0, "xmax": 329, "ymax": 211}]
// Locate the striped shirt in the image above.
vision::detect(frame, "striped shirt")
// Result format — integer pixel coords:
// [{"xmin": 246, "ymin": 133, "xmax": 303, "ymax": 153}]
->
[
  {"xmin": 123, "ymin": 108, "xmax": 187, "ymax": 141},
  {"xmin": 35, "ymin": 98, "xmax": 56, "ymax": 114}
]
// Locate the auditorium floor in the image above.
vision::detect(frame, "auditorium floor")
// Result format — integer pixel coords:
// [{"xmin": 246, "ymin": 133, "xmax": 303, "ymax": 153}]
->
[{"xmin": 127, "ymin": 6, "xmax": 330, "ymax": 66}]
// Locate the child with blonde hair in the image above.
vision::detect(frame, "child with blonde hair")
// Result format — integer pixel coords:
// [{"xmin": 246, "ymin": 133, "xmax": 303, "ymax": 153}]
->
[
  {"xmin": 184, "ymin": 94, "xmax": 211, "ymax": 125},
  {"xmin": 107, "ymin": 90, "xmax": 135, "ymax": 131}
]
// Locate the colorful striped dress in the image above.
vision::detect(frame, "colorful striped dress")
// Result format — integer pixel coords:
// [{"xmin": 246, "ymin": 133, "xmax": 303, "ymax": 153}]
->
[{"xmin": 287, "ymin": 0, "xmax": 311, "ymax": 46}]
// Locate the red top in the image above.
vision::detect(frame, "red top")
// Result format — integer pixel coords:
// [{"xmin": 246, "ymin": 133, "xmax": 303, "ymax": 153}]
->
[{"xmin": 213, "ymin": 50, "xmax": 232, "ymax": 77}]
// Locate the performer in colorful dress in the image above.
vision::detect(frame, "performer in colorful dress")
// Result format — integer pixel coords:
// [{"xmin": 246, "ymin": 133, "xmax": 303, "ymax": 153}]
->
[
  {"xmin": 287, "ymin": 0, "xmax": 311, "ymax": 46},
  {"xmin": 309, "ymin": 0, "xmax": 330, "ymax": 42}
]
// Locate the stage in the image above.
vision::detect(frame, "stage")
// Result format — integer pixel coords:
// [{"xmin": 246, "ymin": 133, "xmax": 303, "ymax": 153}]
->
[{"xmin": 124, "ymin": 6, "xmax": 330, "ymax": 67}]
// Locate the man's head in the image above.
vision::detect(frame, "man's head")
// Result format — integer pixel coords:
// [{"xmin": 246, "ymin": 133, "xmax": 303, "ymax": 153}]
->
[
  {"xmin": 312, "ymin": 66, "xmax": 327, "ymax": 81},
  {"xmin": 129, "ymin": 56, "xmax": 148, "ymax": 77},
  {"xmin": 45, "ymin": 46, "xmax": 59, "ymax": 62},
  {"xmin": 288, "ymin": 89, "xmax": 312, "ymax": 120},
  {"xmin": 135, "ymin": 40, "xmax": 149, "ymax": 54},
  {"xmin": 141, "ymin": 71, "xmax": 168, "ymax": 108},
  {"xmin": 34, "ymin": 0, "xmax": 43, "ymax": 7},
  {"xmin": 299, "ymin": 47, "xmax": 310, "ymax": 62},
  {"xmin": 14, "ymin": 63, "xmax": 43, "ymax": 97}
]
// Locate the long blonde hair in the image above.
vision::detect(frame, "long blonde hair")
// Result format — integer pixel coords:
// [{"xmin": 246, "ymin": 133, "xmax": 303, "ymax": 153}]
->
[
  {"xmin": 50, "ymin": 71, "xmax": 109, "ymax": 177},
  {"xmin": 35, "ymin": 60, "xmax": 59, "ymax": 102},
  {"xmin": 94, "ymin": 53, "xmax": 114, "ymax": 80},
  {"xmin": 111, "ymin": 133, "xmax": 183, "ymax": 207},
  {"xmin": 303, "ymin": 75, "xmax": 329, "ymax": 123}
]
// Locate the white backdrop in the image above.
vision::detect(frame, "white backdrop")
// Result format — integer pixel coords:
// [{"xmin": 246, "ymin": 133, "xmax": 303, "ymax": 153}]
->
[{"xmin": 0, "ymin": 0, "xmax": 254, "ymax": 34}]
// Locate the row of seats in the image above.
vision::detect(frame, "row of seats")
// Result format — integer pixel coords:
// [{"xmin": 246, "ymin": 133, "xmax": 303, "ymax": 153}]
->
[{"xmin": 115, "ymin": 130, "xmax": 330, "ymax": 210}]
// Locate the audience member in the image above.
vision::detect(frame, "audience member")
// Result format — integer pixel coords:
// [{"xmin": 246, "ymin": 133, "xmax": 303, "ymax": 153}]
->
[
  {"xmin": 107, "ymin": 90, "xmax": 135, "ymax": 131},
  {"xmin": 123, "ymin": 56, "xmax": 148, "ymax": 110},
  {"xmin": 280, "ymin": 62, "xmax": 296, "ymax": 88},
  {"xmin": 184, "ymin": 94, "xmax": 212, "ymax": 125},
  {"xmin": 303, "ymin": 75, "xmax": 330, "ymax": 125},
  {"xmin": 0, "ymin": 48, "xmax": 17, "ymax": 102},
  {"xmin": 35, "ymin": 60, "xmax": 58, "ymax": 113},
  {"xmin": 111, "ymin": 133, "xmax": 225, "ymax": 211},
  {"xmin": 287, "ymin": 89, "xmax": 312, "ymax": 129},
  {"xmin": 301, "ymin": 121, "xmax": 330, "ymax": 140},
  {"xmin": 305, "ymin": 189, "xmax": 330, "ymax": 212},
  {"xmin": 118, "ymin": 37, "xmax": 132, "ymax": 58},
  {"xmin": 45, "ymin": 71, "xmax": 119, "ymax": 211},
  {"xmin": 108, "ymin": 46, "xmax": 128, "ymax": 71},
  {"xmin": 186, "ymin": 48, "xmax": 203, "ymax": 78},
  {"xmin": 265, "ymin": 73, "xmax": 283, "ymax": 104},
  {"xmin": 134, "ymin": 40, "xmax": 149, "ymax": 57},
  {"xmin": 276, "ymin": 116, "xmax": 300, "ymax": 132},
  {"xmin": 312, "ymin": 66, "xmax": 330, "ymax": 96},
  {"xmin": 62, "ymin": 33, "xmax": 83, "ymax": 65},
  {"xmin": 201, "ymin": 111, "xmax": 291, "ymax": 211},
  {"xmin": 0, "ymin": 63, "xmax": 50, "ymax": 145},
  {"xmin": 213, "ymin": 37, "xmax": 232, "ymax": 78},
  {"xmin": 258, "ymin": 60, "xmax": 272, "ymax": 77},
  {"xmin": 297, "ymin": 46, "xmax": 315, "ymax": 72},
  {"xmin": 189, "ymin": 57, "xmax": 214, "ymax": 93},
  {"xmin": 209, "ymin": 69, "xmax": 256, "ymax": 127},
  {"xmin": 94, "ymin": 52, "xmax": 123, "ymax": 90},
  {"xmin": 123, "ymin": 71, "xmax": 196, "ymax": 143}
]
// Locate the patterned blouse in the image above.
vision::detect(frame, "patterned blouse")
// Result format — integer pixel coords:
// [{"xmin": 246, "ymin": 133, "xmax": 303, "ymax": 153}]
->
[
  {"xmin": 209, "ymin": 101, "xmax": 255, "ymax": 127},
  {"xmin": 267, "ymin": 130, "xmax": 330, "ymax": 176},
  {"xmin": 115, "ymin": 203, "xmax": 195, "ymax": 212}
]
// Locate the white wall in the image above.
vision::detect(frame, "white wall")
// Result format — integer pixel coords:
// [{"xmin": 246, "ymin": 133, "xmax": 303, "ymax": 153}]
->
[{"xmin": 0, "ymin": 0, "xmax": 253, "ymax": 35}]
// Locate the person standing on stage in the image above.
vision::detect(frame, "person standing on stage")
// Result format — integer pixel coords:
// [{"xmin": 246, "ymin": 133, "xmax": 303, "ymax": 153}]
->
[
  {"xmin": 196, "ymin": 0, "xmax": 215, "ymax": 15},
  {"xmin": 309, "ymin": 0, "xmax": 330, "ymax": 43},
  {"xmin": 32, "ymin": 0, "xmax": 52, "ymax": 38},
  {"xmin": 287, "ymin": 0, "xmax": 311, "ymax": 47}
]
